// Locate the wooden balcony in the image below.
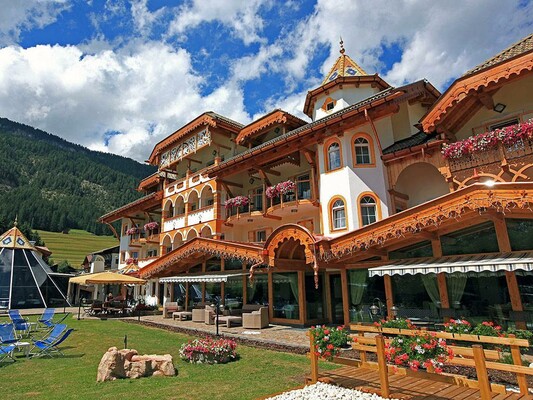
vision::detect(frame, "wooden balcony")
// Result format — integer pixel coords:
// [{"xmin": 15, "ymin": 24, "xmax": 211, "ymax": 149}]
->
[
  {"xmin": 129, "ymin": 230, "xmax": 160, "ymax": 246},
  {"xmin": 445, "ymin": 140, "xmax": 533, "ymax": 188}
]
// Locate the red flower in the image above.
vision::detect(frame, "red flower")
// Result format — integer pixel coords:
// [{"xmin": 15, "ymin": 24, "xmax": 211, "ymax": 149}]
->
[
  {"xmin": 327, "ymin": 344, "xmax": 334, "ymax": 350},
  {"xmin": 324, "ymin": 329, "xmax": 330, "ymax": 335}
]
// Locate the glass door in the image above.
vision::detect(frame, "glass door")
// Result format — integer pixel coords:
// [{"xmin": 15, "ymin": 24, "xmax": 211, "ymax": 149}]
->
[{"xmin": 329, "ymin": 274, "xmax": 344, "ymax": 324}]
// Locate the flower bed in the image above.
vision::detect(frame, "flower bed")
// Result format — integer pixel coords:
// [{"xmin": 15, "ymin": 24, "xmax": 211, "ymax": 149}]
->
[
  {"xmin": 179, "ymin": 338, "xmax": 238, "ymax": 364},
  {"xmin": 309, "ymin": 325, "xmax": 351, "ymax": 361},
  {"xmin": 441, "ymin": 120, "xmax": 533, "ymax": 159}
]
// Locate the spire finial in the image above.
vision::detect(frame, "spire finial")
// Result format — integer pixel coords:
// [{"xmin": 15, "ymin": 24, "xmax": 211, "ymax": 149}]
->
[
  {"xmin": 339, "ymin": 37, "xmax": 345, "ymax": 54},
  {"xmin": 13, "ymin": 215, "xmax": 18, "ymax": 227}
]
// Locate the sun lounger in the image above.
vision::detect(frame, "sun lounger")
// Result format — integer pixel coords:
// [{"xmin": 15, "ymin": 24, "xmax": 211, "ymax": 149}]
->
[{"xmin": 31, "ymin": 328, "xmax": 73, "ymax": 358}]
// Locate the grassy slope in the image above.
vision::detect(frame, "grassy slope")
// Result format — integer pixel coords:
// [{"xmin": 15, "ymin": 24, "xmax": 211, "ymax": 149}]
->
[
  {"xmin": 0, "ymin": 317, "xmax": 334, "ymax": 400},
  {"xmin": 36, "ymin": 229, "xmax": 118, "ymax": 267}
]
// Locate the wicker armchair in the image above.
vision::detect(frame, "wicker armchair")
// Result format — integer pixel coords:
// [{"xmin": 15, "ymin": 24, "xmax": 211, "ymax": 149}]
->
[
  {"xmin": 163, "ymin": 302, "xmax": 179, "ymax": 318},
  {"xmin": 242, "ymin": 307, "xmax": 269, "ymax": 329}
]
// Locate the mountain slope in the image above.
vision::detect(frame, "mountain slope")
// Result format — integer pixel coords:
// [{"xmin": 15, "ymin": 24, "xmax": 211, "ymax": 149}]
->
[{"xmin": 0, "ymin": 118, "xmax": 156, "ymax": 235}]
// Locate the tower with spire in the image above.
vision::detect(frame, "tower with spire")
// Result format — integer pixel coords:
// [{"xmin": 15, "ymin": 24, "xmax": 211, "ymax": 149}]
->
[{"xmin": 303, "ymin": 39, "xmax": 390, "ymax": 121}]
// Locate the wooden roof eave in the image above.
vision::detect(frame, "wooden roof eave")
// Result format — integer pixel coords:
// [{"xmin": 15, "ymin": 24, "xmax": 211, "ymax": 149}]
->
[
  {"xmin": 235, "ymin": 110, "xmax": 307, "ymax": 145},
  {"xmin": 421, "ymin": 50, "xmax": 533, "ymax": 133},
  {"xmin": 321, "ymin": 182, "xmax": 533, "ymax": 262},
  {"xmin": 99, "ymin": 191, "xmax": 163, "ymax": 224},
  {"xmin": 381, "ymin": 139, "xmax": 446, "ymax": 163},
  {"xmin": 140, "ymin": 237, "xmax": 264, "ymax": 279}
]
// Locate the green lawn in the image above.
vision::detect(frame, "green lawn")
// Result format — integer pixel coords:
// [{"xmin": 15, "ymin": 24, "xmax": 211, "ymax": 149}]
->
[
  {"xmin": 0, "ymin": 317, "xmax": 332, "ymax": 400},
  {"xmin": 36, "ymin": 229, "xmax": 118, "ymax": 268}
]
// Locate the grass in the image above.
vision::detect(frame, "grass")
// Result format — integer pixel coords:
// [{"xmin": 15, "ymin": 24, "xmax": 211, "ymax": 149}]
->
[
  {"xmin": 0, "ymin": 316, "xmax": 336, "ymax": 400},
  {"xmin": 36, "ymin": 229, "xmax": 118, "ymax": 268}
]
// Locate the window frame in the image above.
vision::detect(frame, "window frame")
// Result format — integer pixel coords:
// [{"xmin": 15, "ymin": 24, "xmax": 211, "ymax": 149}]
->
[
  {"xmin": 357, "ymin": 192, "xmax": 382, "ymax": 227},
  {"xmin": 328, "ymin": 196, "xmax": 348, "ymax": 232},
  {"xmin": 324, "ymin": 138, "xmax": 343, "ymax": 172},
  {"xmin": 351, "ymin": 133, "xmax": 375, "ymax": 168}
]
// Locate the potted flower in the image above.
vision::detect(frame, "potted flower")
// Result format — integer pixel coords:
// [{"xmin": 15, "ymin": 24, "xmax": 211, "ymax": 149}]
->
[
  {"xmin": 385, "ymin": 332, "xmax": 452, "ymax": 373},
  {"xmin": 265, "ymin": 186, "xmax": 278, "ymax": 199},
  {"xmin": 374, "ymin": 318, "xmax": 416, "ymax": 330},
  {"xmin": 471, "ymin": 321, "xmax": 503, "ymax": 337},
  {"xmin": 144, "ymin": 221, "xmax": 159, "ymax": 231},
  {"xmin": 126, "ymin": 227, "xmax": 139, "ymax": 235},
  {"xmin": 443, "ymin": 318, "xmax": 472, "ymax": 334},
  {"xmin": 309, "ymin": 325, "xmax": 352, "ymax": 361},
  {"xmin": 275, "ymin": 180, "xmax": 296, "ymax": 195},
  {"xmin": 224, "ymin": 196, "xmax": 249, "ymax": 209}
]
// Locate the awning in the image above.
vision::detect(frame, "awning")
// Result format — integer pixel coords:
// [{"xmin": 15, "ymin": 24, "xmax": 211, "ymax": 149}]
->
[
  {"xmin": 368, "ymin": 252, "xmax": 533, "ymax": 277},
  {"xmin": 69, "ymin": 271, "xmax": 146, "ymax": 285},
  {"xmin": 159, "ymin": 272, "xmax": 246, "ymax": 283}
]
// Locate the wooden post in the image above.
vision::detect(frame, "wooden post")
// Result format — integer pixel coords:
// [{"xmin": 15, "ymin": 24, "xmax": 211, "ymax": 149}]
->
[
  {"xmin": 242, "ymin": 263, "xmax": 248, "ymax": 305},
  {"xmin": 358, "ymin": 332, "xmax": 367, "ymax": 363},
  {"xmin": 383, "ymin": 275, "xmax": 394, "ymax": 320},
  {"xmin": 509, "ymin": 334, "xmax": 528, "ymax": 395},
  {"xmin": 185, "ymin": 283, "xmax": 189, "ymax": 311},
  {"xmin": 340, "ymin": 269, "xmax": 350, "ymax": 326},
  {"xmin": 505, "ymin": 271, "xmax": 526, "ymax": 330},
  {"xmin": 437, "ymin": 273, "xmax": 451, "ymax": 322},
  {"xmin": 298, "ymin": 270, "xmax": 306, "ymax": 324},
  {"xmin": 472, "ymin": 344, "xmax": 491, "ymax": 400},
  {"xmin": 375, "ymin": 335, "xmax": 390, "ymax": 398},
  {"xmin": 309, "ymin": 330, "xmax": 319, "ymax": 383},
  {"xmin": 268, "ymin": 270, "xmax": 274, "ymax": 321}
]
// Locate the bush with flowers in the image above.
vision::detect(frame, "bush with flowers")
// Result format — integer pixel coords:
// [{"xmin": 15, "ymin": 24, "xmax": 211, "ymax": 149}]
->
[
  {"xmin": 224, "ymin": 195, "xmax": 249, "ymax": 209},
  {"xmin": 441, "ymin": 120, "xmax": 533, "ymax": 160},
  {"xmin": 179, "ymin": 338, "xmax": 238, "ymax": 364},
  {"xmin": 385, "ymin": 332, "xmax": 452, "ymax": 373},
  {"xmin": 443, "ymin": 318, "xmax": 472, "ymax": 334},
  {"xmin": 309, "ymin": 325, "xmax": 351, "ymax": 361},
  {"xmin": 374, "ymin": 318, "xmax": 415, "ymax": 330},
  {"xmin": 471, "ymin": 321, "xmax": 503, "ymax": 337}
]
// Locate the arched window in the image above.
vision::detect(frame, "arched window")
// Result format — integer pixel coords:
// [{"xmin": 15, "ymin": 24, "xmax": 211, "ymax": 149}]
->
[
  {"xmin": 360, "ymin": 196, "xmax": 377, "ymax": 226},
  {"xmin": 331, "ymin": 199, "xmax": 346, "ymax": 230},
  {"xmin": 354, "ymin": 137, "xmax": 371, "ymax": 165},
  {"xmin": 327, "ymin": 142, "xmax": 341, "ymax": 171}
]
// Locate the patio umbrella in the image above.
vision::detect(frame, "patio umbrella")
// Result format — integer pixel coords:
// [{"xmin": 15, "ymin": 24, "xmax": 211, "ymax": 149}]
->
[{"xmin": 69, "ymin": 271, "xmax": 146, "ymax": 285}]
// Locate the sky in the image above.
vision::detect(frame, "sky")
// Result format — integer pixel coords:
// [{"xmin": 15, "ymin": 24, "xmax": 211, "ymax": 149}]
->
[{"xmin": 0, "ymin": 1, "xmax": 532, "ymax": 162}]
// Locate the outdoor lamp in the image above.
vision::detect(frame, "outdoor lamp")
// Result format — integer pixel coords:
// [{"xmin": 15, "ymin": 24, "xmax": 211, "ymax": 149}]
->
[
  {"xmin": 390, "ymin": 305, "xmax": 399, "ymax": 319},
  {"xmin": 493, "ymin": 103, "xmax": 506, "ymax": 113},
  {"xmin": 370, "ymin": 303, "xmax": 380, "ymax": 316}
]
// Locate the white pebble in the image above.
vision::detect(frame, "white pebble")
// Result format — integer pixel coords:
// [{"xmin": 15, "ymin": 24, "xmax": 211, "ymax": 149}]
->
[{"xmin": 266, "ymin": 382, "xmax": 390, "ymax": 400}]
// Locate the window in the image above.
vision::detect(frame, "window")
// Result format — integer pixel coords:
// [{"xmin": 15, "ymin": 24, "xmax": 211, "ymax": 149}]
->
[
  {"xmin": 360, "ymin": 196, "xmax": 377, "ymax": 226},
  {"xmin": 490, "ymin": 118, "xmax": 519, "ymax": 131},
  {"xmin": 354, "ymin": 137, "xmax": 372, "ymax": 165},
  {"xmin": 327, "ymin": 141, "xmax": 341, "ymax": 171},
  {"xmin": 326, "ymin": 102, "xmax": 335, "ymax": 111},
  {"xmin": 147, "ymin": 249, "xmax": 157, "ymax": 258},
  {"xmin": 131, "ymin": 251, "xmax": 139, "ymax": 259},
  {"xmin": 331, "ymin": 199, "xmax": 346, "ymax": 230},
  {"xmin": 249, "ymin": 186, "xmax": 263, "ymax": 211},
  {"xmin": 122, "ymin": 224, "xmax": 129, "ymax": 235},
  {"xmin": 256, "ymin": 230, "xmax": 267, "ymax": 242}
]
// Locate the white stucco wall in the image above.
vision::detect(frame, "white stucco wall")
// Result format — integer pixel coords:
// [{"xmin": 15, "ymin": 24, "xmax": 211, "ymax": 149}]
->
[{"xmin": 313, "ymin": 85, "xmax": 379, "ymax": 121}]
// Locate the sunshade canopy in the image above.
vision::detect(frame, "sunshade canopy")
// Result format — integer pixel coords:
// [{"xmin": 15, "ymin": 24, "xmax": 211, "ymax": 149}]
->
[
  {"xmin": 69, "ymin": 271, "xmax": 146, "ymax": 285},
  {"xmin": 159, "ymin": 272, "xmax": 246, "ymax": 283},
  {"xmin": 368, "ymin": 252, "xmax": 533, "ymax": 277}
]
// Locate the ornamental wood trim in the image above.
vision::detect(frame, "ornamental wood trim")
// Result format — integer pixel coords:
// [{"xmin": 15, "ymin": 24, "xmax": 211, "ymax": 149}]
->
[
  {"xmin": 236, "ymin": 110, "xmax": 304, "ymax": 144},
  {"xmin": 264, "ymin": 224, "xmax": 317, "ymax": 267},
  {"xmin": 100, "ymin": 191, "xmax": 163, "ymax": 223},
  {"xmin": 140, "ymin": 237, "xmax": 263, "ymax": 279},
  {"xmin": 422, "ymin": 52, "xmax": 533, "ymax": 132},
  {"xmin": 322, "ymin": 183, "xmax": 533, "ymax": 262}
]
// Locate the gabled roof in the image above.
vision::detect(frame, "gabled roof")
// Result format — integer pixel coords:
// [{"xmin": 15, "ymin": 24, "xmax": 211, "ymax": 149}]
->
[
  {"xmin": 235, "ymin": 109, "xmax": 308, "ymax": 145},
  {"xmin": 137, "ymin": 171, "xmax": 161, "ymax": 191},
  {"xmin": 147, "ymin": 112, "xmax": 243, "ymax": 165},
  {"xmin": 382, "ymin": 132, "xmax": 438, "ymax": 155},
  {"xmin": 422, "ymin": 33, "xmax": 533, "ymax": 133}
]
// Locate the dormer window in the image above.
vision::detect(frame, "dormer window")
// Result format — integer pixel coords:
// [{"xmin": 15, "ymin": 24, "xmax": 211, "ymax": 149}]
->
[
  {"xmin": 326, "ymin": 102, "xmax": 335, "ymax": 111},
  {"xmin": 321, "ymin": 97, "xmax": 337, "ymax": 113}
]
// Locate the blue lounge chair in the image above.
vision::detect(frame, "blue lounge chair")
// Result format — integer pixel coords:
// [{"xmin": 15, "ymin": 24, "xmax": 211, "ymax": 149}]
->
[
  {"xmin": 31, "ymin": 328, "xmax": 73, "ymax": 358},
  {"xmin": 38, "ymin": 308, "xmax": 55, "ymax": 328},
  {"xmin": 8, "ymin": 310, "xmax": 31, "ymax": 336},
  {"xmin": 0, "ymin": 343, "xmax": 16, "ymax": 363},
  {"xmin": 0, "ymin": 323, "xmax": 18, "ymax": 345}
]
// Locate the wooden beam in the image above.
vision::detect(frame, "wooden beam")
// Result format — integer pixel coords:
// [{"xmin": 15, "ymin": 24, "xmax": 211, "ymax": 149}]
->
[
  {"xmin": 220, "ymin": 181, "xmax": 234, "ymax": 198},
  {"xmin": 220, "ymin": 180, "xmax": 244, "ymax": 188},
  {"xmin": 257, "ymin": 169, "xmax": 271, "ymax": 187},
  {"xmin": 366, "ymin": 247, "xmax": 388, "ymax": 257},
  {"xmin": 259, "ymin": 167, "xmax": 281, "ymax": 177},
  {"xmin": 416, "ymin": 230, "xmax": 438, "ymax": 241},
  {"xmin": 437, "ymin": 273, "xmax": 450, "ymax": 322},
  {"xmin": 384, "ymin": 275, "xmax": 394, "ymax": 320},
  {"xmin": 476, "ymin": 91, "xmax": 495, "ymax": 110},
  {"xmin": 303, "ymin": 149, "xmax": 316, "ymax": 166},
  {"xmin": 263, "ymin": 213, "xmax": 282, "ymax": 220},
  {"xmin": 506, "ymin": 271, "xmax": 526, "ymax": 329},
  {"xmin": 340, "ymin": 268, "xmax": 350, "ymax": 326}
]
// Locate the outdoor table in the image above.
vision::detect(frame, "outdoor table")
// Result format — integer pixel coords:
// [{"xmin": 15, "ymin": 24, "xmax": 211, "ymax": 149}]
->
[
  {"xmin": 217, "ymin": 315, "xmax": 242, "ymax": 328},
  {"xmin": 15, "ymin": 341, "xmax": 30, "ymax": 357},
  {"xmin": 173, "ymin": 311, "xmax": 192, "ymax": 321}
]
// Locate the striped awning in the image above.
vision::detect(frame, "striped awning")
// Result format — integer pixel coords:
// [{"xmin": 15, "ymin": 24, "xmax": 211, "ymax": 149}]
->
[
  {"xmin": 368, "ymin": 252, "xmax": 533, "ymax": 277},
  {"xmin": 159, "ymin": 272, "xmax": 246, "ymax": 283}
]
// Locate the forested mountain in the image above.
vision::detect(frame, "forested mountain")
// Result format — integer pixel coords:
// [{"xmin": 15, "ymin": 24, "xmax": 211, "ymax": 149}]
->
[{"xmin": 0, "ymin": 118, "xmax": 155, "ymax": 235}]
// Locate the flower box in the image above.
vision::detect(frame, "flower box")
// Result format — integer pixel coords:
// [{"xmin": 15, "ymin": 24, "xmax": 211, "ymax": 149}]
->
[
  {"xmin": 309, "ymin": 325, "xmax": 351, "ymax": 361},
  {"xmin": 224, "ymin": 196, "xmax": 249, "ymax": 209},
  {"xmin": 266, "ymin": 180, "xmax": 296, "ymax": 199},
  {"xmin": 126, "ymin": 227, "xmax": 139, "ymax": 235},
  {"xmin": 144, "ymin": 221, "xmax": 159, "ymax": 231}
]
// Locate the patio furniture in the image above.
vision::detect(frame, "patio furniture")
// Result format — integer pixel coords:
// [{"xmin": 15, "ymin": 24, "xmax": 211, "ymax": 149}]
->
[
  {"xmin": 0, "ymin": 323, "xmax": 18, "ymax": 345},
  {"xmin": 0, "ymin": 342, "xmax": 16, "ymax": 363},
  {"xmin": 163, "ymin": 302, "xmax": 181, "ymax": 318},
  {"xmin": 8, "ymin": 310, "xmax": 31, "ymax": 336},
  {"xmin": 217, "ymin": 315, "xmax": 242, "ymax": 328},
  {"xmin": 14, "ymin": 341, "xmax": 30, "ymax": 358},
  {"xmin": 242, "ymin": 307, "xmax": 269, "ymax": 329},
  {"xmin": 191, "ymin": 308, "xmax": 205, "ymax": 322},
  {"xmin": 205, "ymin": 305, "xmax": 215, "ymax": 325},
  {"xmin": 172, "ymin": 311, "xmax": 192, "ymax": 321},
  {"xmin": 31, "ymin": 328, "xmax": 74, "ymax": 358},
  {"xmin": 39, "ymin": 308, "xmax": 55, "ymax": 328}
]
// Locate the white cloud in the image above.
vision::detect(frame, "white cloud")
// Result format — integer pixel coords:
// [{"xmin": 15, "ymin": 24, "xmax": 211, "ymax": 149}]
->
[
  {"xmin": 0, "ymin": 0, "xmax": 70, "ymax": 45},
  {"xmin": 167, "ymin": 0, "xmax": 272, "ymax": 45},
  {"xmin": 0, "ymin": 43, "xmax": 251, "ymax": 161}
]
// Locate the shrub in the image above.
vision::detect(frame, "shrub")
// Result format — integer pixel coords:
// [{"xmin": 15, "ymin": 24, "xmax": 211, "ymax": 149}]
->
[
  {"xmin": 443, "ymin": 318, "xmax": 472, "ymax": 334},
  {"xmin": 471, "ymin": 321, "xmax": 502, "ymax": 337},
  {"xmin": 385, "ymin": 332, "xmax": 452, "ymax": 373},
  {"xmin": 179, "ymin": 338, "xmax": 238, "ymax": 364},
  {"xmin": 309, "ymin": 325, "xmax": 352, "ymax": 361}
]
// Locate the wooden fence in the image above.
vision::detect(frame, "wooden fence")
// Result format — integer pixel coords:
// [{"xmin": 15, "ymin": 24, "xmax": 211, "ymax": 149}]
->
[{"xmin": 308, "ymin": 324, "xmax": 532, "ymax": 400}]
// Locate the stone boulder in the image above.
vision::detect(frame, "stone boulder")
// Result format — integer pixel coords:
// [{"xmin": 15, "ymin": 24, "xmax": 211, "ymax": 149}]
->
[{"xmin": 97, "ymin": 347, "xmax": 176, "ymax": 382}]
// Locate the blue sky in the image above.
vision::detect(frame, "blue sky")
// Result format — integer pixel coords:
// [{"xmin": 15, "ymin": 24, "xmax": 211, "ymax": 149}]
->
[{"xmin": 0, "ymin": 0, "xmax": 531, "ymax": 161}]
